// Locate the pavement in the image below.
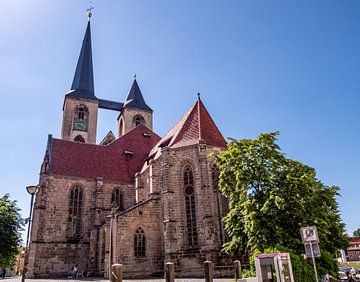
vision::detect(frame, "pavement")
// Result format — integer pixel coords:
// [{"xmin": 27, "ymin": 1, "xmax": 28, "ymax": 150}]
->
[{"xmin": 2, "ymin": 278, "xmax": 231, "ymax": 282}]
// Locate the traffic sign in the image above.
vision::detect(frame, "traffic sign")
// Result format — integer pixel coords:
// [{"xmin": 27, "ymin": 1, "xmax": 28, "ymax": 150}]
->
[
  {"xmin": 300, "ymin": 226, "xmax": 319, "ymax": 244},
  {"xmin": 304, "ymin": 243, "xmax": 321, "ymax": 258}
]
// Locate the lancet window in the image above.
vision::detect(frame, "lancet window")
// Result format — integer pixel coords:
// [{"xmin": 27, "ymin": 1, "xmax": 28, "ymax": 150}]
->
[
  {"xmin": 134, "ymin": 227, "xmax": 146, "ymax": 257},
  {"xmin": 183, "ymin": 165, "xmax": 198, "ymax": 247},
  {"xmin": 67, "ymin": 185, "xmax": 83, "ymax": 239},
  {"xmin": 112, "ymin": 188, "xmax": 124, "ymax": 211}
]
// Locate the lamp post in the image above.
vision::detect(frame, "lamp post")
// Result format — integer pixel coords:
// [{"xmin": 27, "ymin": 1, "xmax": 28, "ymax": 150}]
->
[{"xmin": 21, "ymin": 185, "xmax": 40, "ymax": 282}]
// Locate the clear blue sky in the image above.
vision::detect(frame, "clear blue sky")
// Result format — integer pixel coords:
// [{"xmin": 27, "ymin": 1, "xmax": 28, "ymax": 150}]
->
[{"xmin": 1, "ymin": 1, "xmax": 359, "ymax": 237}]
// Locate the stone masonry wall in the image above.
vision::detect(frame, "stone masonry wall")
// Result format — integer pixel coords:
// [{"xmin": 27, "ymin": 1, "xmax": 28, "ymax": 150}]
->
[
  {"xmin": 118, "ymin": 108, "xmax": 152, "ymax": 137},
  {"xmin": 105, "ymin": 197, "xmax": 163, "ymax": 278},
  {"xmin": 160, "ymin": 143, "xmax": 229, "ymax": 277},
  {"xmin": 61, "ymin": 96, "xmax": 99, "ymax": 144},
  {"xmin": 28, "ymin": 172, "xmax": 135, "ymax": 278}
]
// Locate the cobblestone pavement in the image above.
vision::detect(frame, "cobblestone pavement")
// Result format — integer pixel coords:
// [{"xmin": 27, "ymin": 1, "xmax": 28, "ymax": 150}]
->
[{"xmin": 2, "ymin": 278, "xmax": 231, "ymax": 282}]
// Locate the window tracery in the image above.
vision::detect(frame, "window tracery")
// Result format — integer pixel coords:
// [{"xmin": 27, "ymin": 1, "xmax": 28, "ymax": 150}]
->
[
  {"xmin": 134, "ymin": 227, "xmax": 146, "ymax": 257},
  {"xmin": 183, "ymin": 165, "xmax": 198, "ymax": 247},
  {"xmin": 67, "ymin": 185, "xmax": 83, "ymax": 239}
]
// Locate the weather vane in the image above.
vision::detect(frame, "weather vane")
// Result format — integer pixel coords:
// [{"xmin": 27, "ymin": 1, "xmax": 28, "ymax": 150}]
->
[{"xmin": 87, "ymin": 2, "xmax": 94, "ymax": 19}]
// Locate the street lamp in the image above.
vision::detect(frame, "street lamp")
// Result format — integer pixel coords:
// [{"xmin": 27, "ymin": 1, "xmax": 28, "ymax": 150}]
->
[{"xmin": 22, "ymin": 185, "xmax": 41, "ymax": 282}]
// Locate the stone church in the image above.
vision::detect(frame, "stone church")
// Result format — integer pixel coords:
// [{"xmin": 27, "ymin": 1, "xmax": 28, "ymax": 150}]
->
[{"xmin": 28, "ymin": 18, "xmax": 230, "ymax": 278}]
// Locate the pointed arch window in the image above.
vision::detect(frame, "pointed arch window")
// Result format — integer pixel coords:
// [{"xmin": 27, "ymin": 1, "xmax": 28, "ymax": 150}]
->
[
  {"xmin": 74, "ymin": 135, "xmax": 85, "ymax": 143},
  {"xmin": 73, "ymin": 105, "xmax": 89, "ymax": 132},
  {"xmin": 119, "ymin": 118, "xmax": 124, "ymax": 137},
  {"xmin": 111, "ymin": 188, "xmax": 124, "ymax": 211},
  {"xmin": 184, "ymin": 165, "xmax": 198, "ymax": 247},
  {"xmin": 133, "ymin": 115, "xmax": 145, "ymax": 127},
  {"xmin": 67, "ymin": 185, "xmax": 83, "ymax": 240},
  {"xmin": 134, "ymin": 227, "xmax": 146, "ymax": 257}
]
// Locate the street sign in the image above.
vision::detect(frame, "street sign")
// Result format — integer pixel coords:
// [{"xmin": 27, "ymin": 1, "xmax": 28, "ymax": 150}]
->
[
  {"xmin": 300, "ymin": 226, "xmax": 321, "ymax": 282},
  {"xmin": 300, "ymin": 226, "xmax": 319, "ymax": 244},
  {"xmin": 304, "ymin": 243, "xmax": 321, "ymax": 258}
]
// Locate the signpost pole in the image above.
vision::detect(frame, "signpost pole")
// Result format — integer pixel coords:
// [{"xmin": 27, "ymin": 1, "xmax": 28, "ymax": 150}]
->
[{"xmin": 309, "ymin": 241, "xmax": 319, "ymax": 282}]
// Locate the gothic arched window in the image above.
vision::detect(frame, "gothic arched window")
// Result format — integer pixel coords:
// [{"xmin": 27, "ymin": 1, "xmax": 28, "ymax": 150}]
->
[
  {"xmin": 67, "ymin": 185, "xmax": 83, "ymax": 239},
  {"xmin": 74, "ymin": 135, "xmax": 85, "ymax": 143},
  {"xmin": 119, "ymin": 118, "xmax": 124, "ymax": 137},
  {"xmin": 76, "ymin": 105, "xmax": 88, "ymax": 120},
  {"xmin": 133, "ymin": 115, "xmax": 145, "ymax": 127},
  {"xmin": 183, "ymin": 165, "xmax": 198, "ymax": 247},
  {"xmin": 134, "ymin": 227, "xmax": 146, "ymax": 257},
  {"xmin": 73, "ymin": 105, "xmax": 89, "ymax": 132},
  {"xmin": 111, "ymin": 188, "xmax": 124, "ymax": 211}
]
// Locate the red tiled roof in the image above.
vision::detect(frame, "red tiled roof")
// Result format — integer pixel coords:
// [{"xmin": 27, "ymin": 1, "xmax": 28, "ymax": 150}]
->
[
  {"xmin": 151, "ymin": 98, "xmax": 226, "ymax": 154},
  {"xmin": 49, "ymin": 125, "xmax": 160, "ymax": 182},
  {"xmin": 350, "ymin": 237, "xmax": 360, "ymax": 245}
]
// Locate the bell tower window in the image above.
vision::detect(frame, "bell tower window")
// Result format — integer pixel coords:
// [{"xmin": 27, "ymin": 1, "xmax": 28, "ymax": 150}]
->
[
  {"xmin": 133, "ymin": 115, "xmax": 145, "ymax": 127},
  {"xmin": 119, "ymin": 118, "xmax": 124, "ymax": 137},
  {"xmin": 73, "ymin": 105, "xmax": 89, "ymax": 132},
  {"xmin": 74, "ymin": 135, "xmax": 85, "ymax": 143}
]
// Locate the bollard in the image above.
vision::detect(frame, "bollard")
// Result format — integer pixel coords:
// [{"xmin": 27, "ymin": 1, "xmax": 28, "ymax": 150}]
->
[
  {"xmin": 165, "ymin": 262, "xmax": 175, "ymax": 282},
  {"xmin": 234, "ymin": 260, "xmax": 242, "ymax": 280},
  {"xmin": 204, "ymin": 261, "xmax": 213, "ymax": 282},
  {"xmin": 111, "ymin": 264, "xmax": 123, "ymax": 282}
]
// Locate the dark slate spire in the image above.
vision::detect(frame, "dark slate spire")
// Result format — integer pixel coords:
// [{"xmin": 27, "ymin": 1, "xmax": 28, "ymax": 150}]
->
[
  {"xmin": 123, "ymin": 78, "xmax": 152, "ymax": 112},
  {"xmin": 67, "ymin": 21, "xmax": 96, "ymax": 100}
]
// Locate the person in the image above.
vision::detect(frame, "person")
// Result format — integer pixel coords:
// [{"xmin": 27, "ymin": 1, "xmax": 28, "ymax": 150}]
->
[
  {"xmin": 67, "ymin": 265, "xmax": 78, "ymax": 278},
  {"xmin": 1, "ymin": 268, "xmax": 5, "ymax": 279},
  {"xmin": 349, "ymin": 267, "xmax": 356, "ymax": 281},
  {"xmin": 321, "ymin": 272, "xmax": 333, "ymax": 282}
]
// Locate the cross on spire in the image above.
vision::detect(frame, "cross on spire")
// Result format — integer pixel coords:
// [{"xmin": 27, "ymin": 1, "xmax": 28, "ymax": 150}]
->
[{"xmin": 87, "ymin": 2, "xmax": 94, "ymax": 19}]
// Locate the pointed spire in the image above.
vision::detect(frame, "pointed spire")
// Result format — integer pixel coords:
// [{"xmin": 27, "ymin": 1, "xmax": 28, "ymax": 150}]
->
[
  {"xmin": 123, "ymin": 77, "xmax": 152, "ymax": 112},
  {"xmin": 67, "ymin": 21, "xmax": 96, "ymax": 100}
]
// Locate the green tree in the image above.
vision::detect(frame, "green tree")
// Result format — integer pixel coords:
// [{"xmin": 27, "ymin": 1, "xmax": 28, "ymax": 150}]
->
[
  {"xmin": 214, "ymin": 132, "xmax": 347, "ymax": 258},
  {"xmin": 353, "ymin": 228, "xmax": 360, "ymax": 237},
  {"xmin": 0, "ymin": 194, "xmax": 23, "ymax": 268}
]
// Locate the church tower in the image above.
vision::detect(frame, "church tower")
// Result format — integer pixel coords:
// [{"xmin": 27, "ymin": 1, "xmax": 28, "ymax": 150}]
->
[
  {"xmin": 61, "ymin": 20, "xmax": 98, "ymax": 144},
  {"xmin": 118, "ymin": 77, "xmax": 153, "ymax": 137}
]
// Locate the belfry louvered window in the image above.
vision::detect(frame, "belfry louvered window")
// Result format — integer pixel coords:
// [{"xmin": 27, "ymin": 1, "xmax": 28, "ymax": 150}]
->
[
  {"xmin": 184, "ymin": 165, "xmax": 198, "ymax": 247},
  {"xmin": 67, "ymin": 185, "xmax": 83, "ymax": 239},
  {"xmin": 134, "ymin": 227, "xmax": 146, "ymax": 257},
  {"xmin": 112, "ymin": 188, "xmax": 124, "ymax": 211}
]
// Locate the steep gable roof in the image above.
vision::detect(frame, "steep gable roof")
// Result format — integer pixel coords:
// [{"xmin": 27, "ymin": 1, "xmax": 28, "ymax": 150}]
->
[
  {"xmin": 48, "ymin": 125, "xmax": 160, "ymax": 182},
  {"xmin": 100, "ymin": 131, "xmax": 116, "ymax": 146},
  {"xmin": 150, "ymin": 97, "xmax": 226, "ymax": 156},
  {"xmin": 123, "ymin": 78, "xmax": 152, "ymax": 112},
  {"xmin": 66, "ymin": 21, "xmax": 96, "ymax": 100}
]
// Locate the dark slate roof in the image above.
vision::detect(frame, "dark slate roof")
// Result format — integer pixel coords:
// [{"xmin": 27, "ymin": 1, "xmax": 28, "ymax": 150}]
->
[
  {"xmin": 123, "ymin": 79, "xmax": 152, "ymax": 112},
  {"xmin": 67, "ymin": 21, "xmax": 96, "ymax": 100},
  {"xmin": 98, "ymin": 99, "xmax": 123, "ymax": 111},
  {"xmin": 47, "ymin": 125, "xmax": 160, "ymax": 182}
]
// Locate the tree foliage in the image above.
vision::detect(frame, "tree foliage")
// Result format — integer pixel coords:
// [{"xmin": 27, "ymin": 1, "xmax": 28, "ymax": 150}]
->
[
  {"xmin": 0, "ymin": 194, "xmax": 23, "ymax": 268},
  {"xmin": 214, "ymin": 132, "xmax": 347, "ymax": 258},
  {"xmin": 353, "ymin": 228, "xmax": 360, "ymax": 237}
]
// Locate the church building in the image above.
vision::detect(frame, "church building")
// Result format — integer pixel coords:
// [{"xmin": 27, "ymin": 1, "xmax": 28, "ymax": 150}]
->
[{"xmin": 28, "ymin": 16, "xmax": 231, "ymax": 278}]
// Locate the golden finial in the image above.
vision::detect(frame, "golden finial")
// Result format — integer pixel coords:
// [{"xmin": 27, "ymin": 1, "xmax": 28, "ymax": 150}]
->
[{"xmin": 87, "ymin": 2, "xmax": 94, "ymax": 19}]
